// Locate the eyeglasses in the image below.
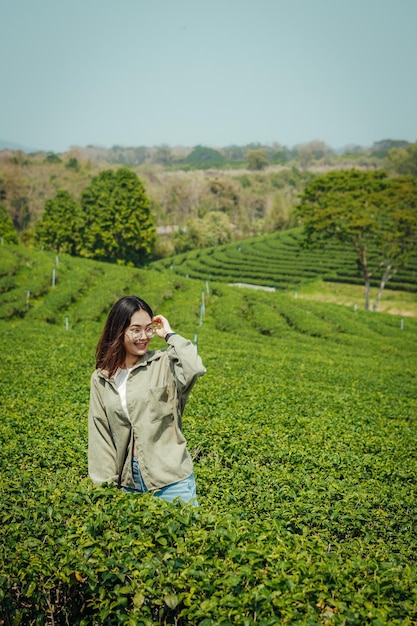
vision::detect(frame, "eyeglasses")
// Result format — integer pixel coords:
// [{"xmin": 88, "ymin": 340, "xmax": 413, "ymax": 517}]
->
[{"xmin": 125, "ymin": 325, "xmax": 156, "ymax": 340}]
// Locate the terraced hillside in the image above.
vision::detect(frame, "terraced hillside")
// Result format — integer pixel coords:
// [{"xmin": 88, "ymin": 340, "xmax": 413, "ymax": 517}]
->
[
  {"xmin": 151, "ymin": 228, "xmax": 417, "ymax": 293},
  {"xmin": 0, "ymin": 245, "xmax": 203, "ymax": 329}
]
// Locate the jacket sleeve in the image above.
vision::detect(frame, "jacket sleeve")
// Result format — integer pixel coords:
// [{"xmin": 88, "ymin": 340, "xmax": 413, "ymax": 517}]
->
[
  {"xmin": 88, "ymin": 372, "xmax": 119, "ymax": 486},
  {"xmin": 166, "ymin": 333, "xmax": 206, "ymax": 396}
]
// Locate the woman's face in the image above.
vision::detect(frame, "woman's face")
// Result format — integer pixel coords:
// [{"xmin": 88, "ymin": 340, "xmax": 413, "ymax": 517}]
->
[{"xmin": 123, "ymin": 308, "xmax": 154, "ymax": 367}]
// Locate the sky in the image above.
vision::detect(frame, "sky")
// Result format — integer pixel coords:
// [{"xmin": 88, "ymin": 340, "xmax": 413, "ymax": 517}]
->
[{"xmin": 1, "ymin": 0, "xmax": 416, "ymax": 153}]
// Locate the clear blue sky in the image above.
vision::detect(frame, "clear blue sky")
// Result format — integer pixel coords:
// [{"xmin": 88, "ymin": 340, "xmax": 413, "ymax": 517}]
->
[{"xmin": 1, "ymin": 0, "xmax": 416, "ymax": 153}]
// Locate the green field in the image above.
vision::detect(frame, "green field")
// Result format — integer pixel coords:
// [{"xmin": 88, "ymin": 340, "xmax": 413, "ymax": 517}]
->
[{"xmin": 1, "ymin": 244, "xmax": 416, "ymax": 625}]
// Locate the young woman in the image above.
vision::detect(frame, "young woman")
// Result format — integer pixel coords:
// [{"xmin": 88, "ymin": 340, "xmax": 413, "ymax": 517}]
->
[{"xmin": 88, "ymin": 295, "xmax": 206, "ymax": 505}]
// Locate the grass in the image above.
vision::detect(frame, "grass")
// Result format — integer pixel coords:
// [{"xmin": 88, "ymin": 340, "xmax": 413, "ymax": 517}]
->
[{"xmin": 289, "ymin": 279, "xmax": 417, "ymax": 317}]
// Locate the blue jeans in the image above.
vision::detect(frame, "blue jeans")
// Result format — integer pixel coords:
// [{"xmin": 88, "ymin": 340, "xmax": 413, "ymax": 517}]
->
[{"xmin": 124, "ymin": 457, "xmax": 198, "ymax": 506}]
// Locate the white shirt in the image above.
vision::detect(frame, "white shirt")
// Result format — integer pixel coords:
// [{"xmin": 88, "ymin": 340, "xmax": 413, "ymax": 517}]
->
[{"xmin": 115, "ymin": 368, "xmax": 131, "ymax": 417}]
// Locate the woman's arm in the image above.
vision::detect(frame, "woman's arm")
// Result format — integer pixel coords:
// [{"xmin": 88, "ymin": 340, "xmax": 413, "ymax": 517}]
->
[
  {"xmin": 88, "ymin": 373, "xmax": 119, "ymax": 485},
  {"xmin": 153, "ymin": 314, "xmax": 206, "ymax": 393}
]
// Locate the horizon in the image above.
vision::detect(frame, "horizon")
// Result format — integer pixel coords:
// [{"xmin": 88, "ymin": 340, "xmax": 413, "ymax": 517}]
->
[{"xmin": 0, "ymin": 136, "xmax": 412, "ymax": 156}]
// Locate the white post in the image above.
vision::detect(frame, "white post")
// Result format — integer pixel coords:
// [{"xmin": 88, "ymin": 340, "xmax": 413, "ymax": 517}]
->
[
  {"xmin": 65, "ymin": 316, "xmax": 69, "ymax": 331},
  {"xmin": 354, "ymin": 303, "xmax": 358, "ymax": 313},
  {"xmin": 194, "ymin": 333, "xmax": 198, "ymax": 346},
  {"xmin": 26, "ymin": 290, "xmax": 30, "ymax": 306},
  {"xmin": 55, "ymin": 255, "xmax": 59, "ymax": 266},
  {"xmin": 401, "ymin": 318, "xmax": 404, "ymax": 330},
  {"xmin": 206, "ymin": 280, "xmax": 210, "ymax": 295},
  {"xmin": 52, "ymin": 268, "xmax": 56, "ymax": 287}
]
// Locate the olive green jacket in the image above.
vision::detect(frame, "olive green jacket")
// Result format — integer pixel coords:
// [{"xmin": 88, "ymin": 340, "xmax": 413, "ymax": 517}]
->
[{"xmin": 88, "ymin": 334, "xmax": 206, "ymax": 490}]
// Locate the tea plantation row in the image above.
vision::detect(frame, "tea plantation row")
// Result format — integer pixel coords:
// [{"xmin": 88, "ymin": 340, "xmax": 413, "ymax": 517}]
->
[
  {"xmin": 0, "ymin": 245, "xmax": 416, "ymax": 624},
  {"xmin": 151, "ymin": 229, "xmax": 417, "ymax": 292}
]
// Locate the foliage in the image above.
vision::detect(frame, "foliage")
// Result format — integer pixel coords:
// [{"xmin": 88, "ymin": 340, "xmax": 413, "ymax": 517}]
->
[
  {"xmin": 79, "ymin": 167, "xmax": 156, "ymax": 265},
  {"xmin": 297, "ymin": 169, "xmax": 417, "ymax": 310},
  {"xmin": 35, "ymin": 190, "xmax": 83, "ymax": 254},
  {"xmin": 173, "ymin": 212, "xmax": 232, "ymax": 253},
  {"xmin": 371, "ymin": 175, "xmax": 417, "ymax": 309},
  {"xmin": 270, "ymin": 146, "xmax": 296, "ymax": 164},
  {"xmin": 0, "ymin": 163, "xmax": 31, "ymax": 231},
  {"xmin": 387, "ymin": 140, "xmax": 417, "ymax": 177},
  {"xmin": 151, "ymin": 227, "xmax": 417, "ymax": 298},
  {"xmin": 34, "ymin": 168, "xmax": 156, "ymax": 266},
  {"xmin": 43, "ymin": 152, "xmax": 63, "ymax": 164},
  {"xmin": 208, "ymin": 177, "xmax": 240, "ymax": 213},
  {"xmin": 66, "ymin": 157, "xmax": 80, "ymax": 171},
  {"xmin": 0, "ymin": 248, "xmax": 416, "ymax": 624},
  {"xmin": 247, "ymin": 149, "xmax": 269, "ymax": 171},
  {"xmin": 0, "ymin": 149, "xmax": 316, "ymax": 247},
  {"xmin": 371, "ymin": 138, "xmax": 410, "ymax": 158},
  {"xmin": 184, "ymin": 146, "xmax": 226, "ymax": 168},
  {"xmin": 0, "ymin": 202, "xmax": 18, "ymax": 244}
]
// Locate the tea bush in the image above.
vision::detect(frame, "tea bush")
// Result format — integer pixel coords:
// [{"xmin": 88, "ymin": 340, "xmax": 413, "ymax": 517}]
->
[
  {"xmin": 0, "ymin": 246, "xmax": 416, "ymax": 624},
  {"xmin": 151, "ymin": 228, "xmax": 417, "ymax": 293}
]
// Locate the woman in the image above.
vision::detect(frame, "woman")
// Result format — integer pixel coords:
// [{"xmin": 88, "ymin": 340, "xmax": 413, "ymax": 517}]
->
[{"xmin": 88, "ymin": 295, "xmax": 206, "ymax": 505}]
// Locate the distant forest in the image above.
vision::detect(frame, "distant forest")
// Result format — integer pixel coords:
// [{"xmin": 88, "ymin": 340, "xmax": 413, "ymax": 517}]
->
[{"xmin": 0, "ymin": 138, "xmax": 416, "ymax": 257}]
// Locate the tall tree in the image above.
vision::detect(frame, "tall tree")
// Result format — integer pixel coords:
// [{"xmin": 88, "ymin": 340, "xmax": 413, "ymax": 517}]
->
[
  {"xmin": 297, "ymin": 169, "xmax": 417, "ymax": 310},
  {"xmin": 371, "ymin": 175, "xmax": 417, "ymax": 310},
  {"xmin": 79, "ymin": 168, "xmax": 155, "ymax": 265},
  {"xmin": 35, "ymin": 190, "xmax": 82, "ymax": 254}
]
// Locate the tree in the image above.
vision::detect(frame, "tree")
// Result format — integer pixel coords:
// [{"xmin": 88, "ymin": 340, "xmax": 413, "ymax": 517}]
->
[
  {"xmin": 265, "ymin": 191, "xmax": 293, "ymax": 231},
  {"xmin": 297, "ymin": 169, "xmax": 417, "ymax": 310},
  {"xmin": 0, "ymin": 168, "xmax": 31, "ymax": 231},
  {"xmin": 200, "ymin": 211, "xmax": 232, "ymax": 247},
  {"xmin": 43, "ymin": 152, "xmax": 62, "ymax": 164},
  {"xmin": 387, "ymin": 141, "xmax": 417, "ymax": 177},
  {"xmin": 0, "ymin": 203, "xmax": 18, "ymax": 244},
  {"xmin": 185, "ymin": 146, "xmax": 225, "ymax": 168},
  {"xmin": 173, "ymin": 211, "xmax": 232, "ymax": 252},
  {"xmin": 65, "ymin": 157, "xmax": 80, "ymax": 171},
  {"xmin": 79, "ymin": 168, "xmax": 155, "ymax": 265},
  {"xmin": 371, "ymin": 176, "xmax": 417, "ymax": 310},
  {"xmin": 209, "ymin": 177, "xmax": 240, "ymax": 214},
  {"xmin": 247, "ymin": 150, "xmax": 269, "ymax": 171},
  {"xmin": 35, "ymin": 190, "xmax": 82, "ymax": 254},
  {"xmin": 271, "ymin": 146, "xmax": 294, "ymax": 164},
  {"xmin": 154, "ymin": 145, "xmax": 172, "ymax": 165},
  {"xmin": 372, "ymin": 139, "xmax": 409, "ymax": 158}
]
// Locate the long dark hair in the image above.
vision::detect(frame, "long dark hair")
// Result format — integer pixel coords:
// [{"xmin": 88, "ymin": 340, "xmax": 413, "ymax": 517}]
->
[{"xmin": 95, "ymin": 295, "xmax": 153, "ymax": 377}]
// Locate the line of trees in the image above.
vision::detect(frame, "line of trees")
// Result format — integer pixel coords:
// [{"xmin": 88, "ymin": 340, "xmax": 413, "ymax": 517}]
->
[
  {"xmin": 35, "ymin": 168, "xmax": 156, "ymax": 266},
  {"xmin": 76, "ymin": 138, "xmax": 414, "ymax": 169}
]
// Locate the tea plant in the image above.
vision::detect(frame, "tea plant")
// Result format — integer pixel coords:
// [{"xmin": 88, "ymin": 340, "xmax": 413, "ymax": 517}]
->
[
  {"xmin": 0, "ymin": 248, "xmax": 416, "ymax": 624},
  {"xmin": 151, "ymin": 228, "xmax": 417, "ymax": 293}
]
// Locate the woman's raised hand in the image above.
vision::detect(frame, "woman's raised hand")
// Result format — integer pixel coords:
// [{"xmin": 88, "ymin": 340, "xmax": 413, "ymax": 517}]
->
[{"xmin": 152, "ymin": 314, "xmax": 173, "ymax": 339}]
